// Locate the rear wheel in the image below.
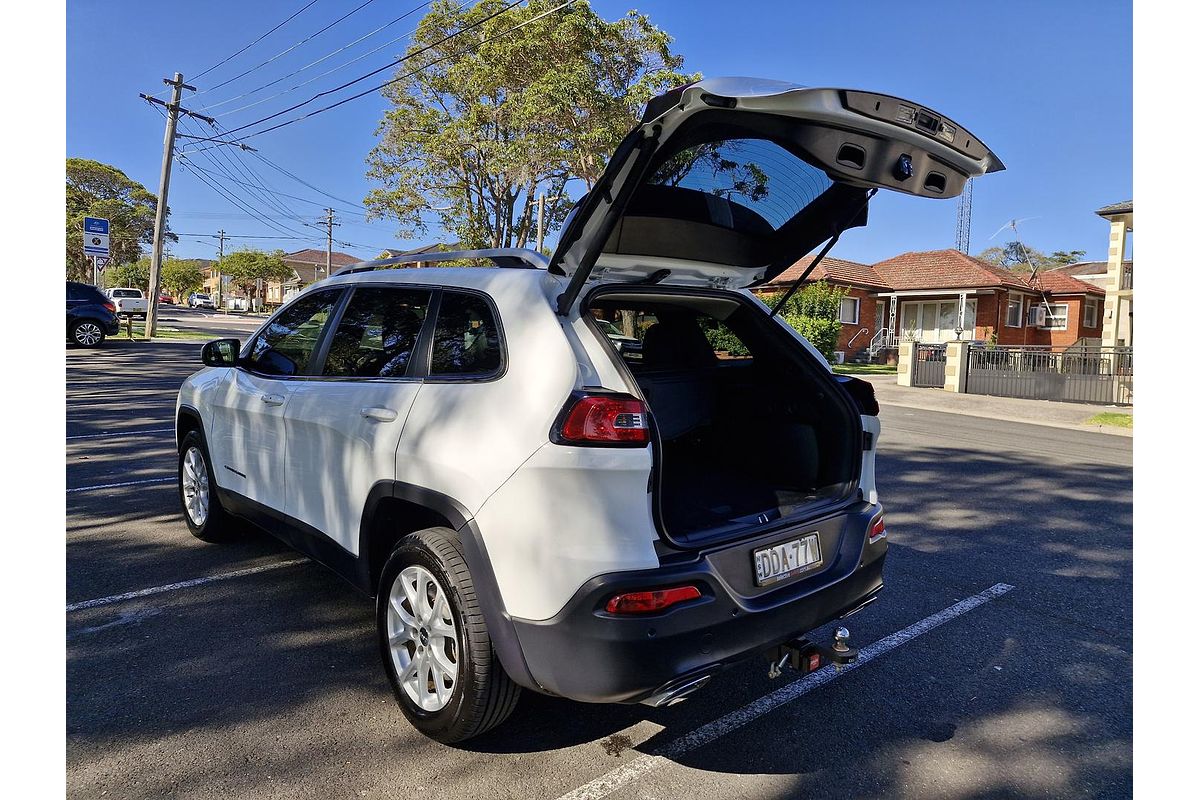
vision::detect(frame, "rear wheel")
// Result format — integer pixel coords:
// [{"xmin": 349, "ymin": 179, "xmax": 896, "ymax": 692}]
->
[
  {"xmin": 70, "ymin": 320, "xmax": 105, "ymax": 347},
  {"xmin": 377, "ymin": 528, "xmax": 520, "ymax": 743},
  {"xmin": 178, "ymin": 430, "xmax": 237, "ymax": 542}
]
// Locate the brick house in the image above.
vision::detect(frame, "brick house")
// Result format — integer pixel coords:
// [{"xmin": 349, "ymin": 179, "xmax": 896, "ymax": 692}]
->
[
  {"xmin": 757, "ymin": 248, "xmax": 1105, "ymax": 362},
  {"xmin": 264, "ymin": 248, "xmax": 361, "ymax": 306}
]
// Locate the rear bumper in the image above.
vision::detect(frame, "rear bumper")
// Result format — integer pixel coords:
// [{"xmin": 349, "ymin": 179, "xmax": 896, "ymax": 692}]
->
[{"xmin": 509, "ymin": 502, "xmax": 887, "ymax": 703}]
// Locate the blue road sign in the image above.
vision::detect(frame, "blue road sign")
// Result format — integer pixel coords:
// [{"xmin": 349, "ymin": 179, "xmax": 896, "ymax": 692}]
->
[{"xmin": 83, "ymin": 217, "xmax": 110, "ymax": 257}]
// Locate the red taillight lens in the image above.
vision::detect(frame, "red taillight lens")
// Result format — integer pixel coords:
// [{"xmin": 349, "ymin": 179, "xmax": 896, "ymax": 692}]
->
[
  {"xmin": 103, "ymin": 301, "xmax": 116, "ymax": 313},
  {"xmin": 869, "ymin": 515, "xmax": 887, "ymax": 543},
  {"xmin": 605, "ymin": 585, "xmax": 701, "ymax": 615},
  {"xmin": 557, "ymin": 395, "xmax": 649, "ymax": 445}
]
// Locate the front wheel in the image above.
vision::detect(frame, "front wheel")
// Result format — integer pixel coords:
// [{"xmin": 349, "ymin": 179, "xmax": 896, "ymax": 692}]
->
[
  {"xmin": 70, "ymin": 320, "xmax": 106, "ymax": 347},
  {"xmin": 178, "ymin": 430, "xmax": 237, "ymax": 542},
  {"xmin": 377, "ymin": 528, "xmax": 520, "ymax": 743}
]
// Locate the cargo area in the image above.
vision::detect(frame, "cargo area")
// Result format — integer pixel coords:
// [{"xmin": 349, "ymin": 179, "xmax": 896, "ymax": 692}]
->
[{"xmin": 588, "ymin": 289, "xmax": 861, "ymax": 544}]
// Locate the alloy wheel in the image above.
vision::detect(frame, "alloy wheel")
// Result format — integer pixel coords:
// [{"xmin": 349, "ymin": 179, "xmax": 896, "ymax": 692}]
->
[
  {"xmin": 181, "ymin": 446, "xmax": 210, "ymax": 526},
  {"xmin": 74, "ymin": 323, "xmax": 102, "ymax": 346},
  {"xmin": 387, "ymin": 565, "xmax": 460, "ymax": 712}
]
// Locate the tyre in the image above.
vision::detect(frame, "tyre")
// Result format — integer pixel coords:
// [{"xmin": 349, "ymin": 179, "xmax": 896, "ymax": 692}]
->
[
  {"xmin": 178, "ymin": 430, "xmax": 237, "ymax": 542},
  {"xmin": 70, "ymin": 320, "xmax": 106, "ymax": 348},
  {"xmin": 377, "ymin": 528, "xmax": 520, "ymax": 743}
]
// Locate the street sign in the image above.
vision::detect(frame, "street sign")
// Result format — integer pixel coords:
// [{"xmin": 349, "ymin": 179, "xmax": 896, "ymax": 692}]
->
[{"xmin": 83, "ymin": 217, "xmax": 110, "ymax": 257}]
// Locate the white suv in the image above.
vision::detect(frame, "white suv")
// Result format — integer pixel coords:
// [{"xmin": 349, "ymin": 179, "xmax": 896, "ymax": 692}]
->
[{"xmin": 176, "ymin": 78, "xmax": 1001, "ymax": 742}]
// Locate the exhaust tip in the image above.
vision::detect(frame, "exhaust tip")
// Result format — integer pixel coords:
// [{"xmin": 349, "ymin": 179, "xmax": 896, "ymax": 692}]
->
[{"xmin": 640, "ymin": 674, "xmax": 712, "ymax": 708}]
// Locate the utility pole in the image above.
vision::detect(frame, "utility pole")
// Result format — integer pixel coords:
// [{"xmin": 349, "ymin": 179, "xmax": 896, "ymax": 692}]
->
[
  {"xmin": 536, "ymin": 194, "xmax": 546, "ymax": 253},
  {"xmin": 139, "ymin": 73, "xmax": 213, "ymax": 338},
  {"xmin": 322, "ymin": 208, "xmax": 338, "ymax": 281}
]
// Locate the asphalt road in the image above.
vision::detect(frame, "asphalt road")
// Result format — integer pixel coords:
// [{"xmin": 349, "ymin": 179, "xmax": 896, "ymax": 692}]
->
[{"xmin": 66, "ymin": 314, "xmax": 1132, "ymax": 799}]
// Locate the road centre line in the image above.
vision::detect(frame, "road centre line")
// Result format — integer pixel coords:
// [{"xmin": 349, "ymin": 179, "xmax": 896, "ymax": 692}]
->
[
  {"xmin": 66, "ymin": 559, "xmax": 310, "ymax": 612},
  {"xmin": 67, "ymin": 428, "xmax": 175, "ymax": 441},
  {"xmin": 67, "ymin": 477, "xmax": 175, "ymax": 493},
  {"xmin": 555, "ymin": 582, "xmax": 1015, "ymax": 800}
]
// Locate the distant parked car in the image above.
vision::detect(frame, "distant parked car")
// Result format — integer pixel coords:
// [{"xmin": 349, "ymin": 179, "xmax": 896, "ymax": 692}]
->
[
  {"xmin": 594, "ymin": 317, "xmax": 642, "ymax": 354},
  {"xmin": 159, "ymin": 293, "xmax": 176, "ymax": 305},
  {"xmin": 105, "ymin": 287, "xmax": 148, "ymax": 319},
  {"xmin": 188, "ymin": 293, "xmax": 215, "ymax": 309},
  {"xmin": 67, "ymin": 281, "xmax": 119, "ymax": 347}
]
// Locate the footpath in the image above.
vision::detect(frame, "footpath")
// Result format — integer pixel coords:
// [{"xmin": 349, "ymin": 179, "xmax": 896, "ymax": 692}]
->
[{"xmin": 859, "ymin": 375, "xmax": 1133, "ymax": 437}]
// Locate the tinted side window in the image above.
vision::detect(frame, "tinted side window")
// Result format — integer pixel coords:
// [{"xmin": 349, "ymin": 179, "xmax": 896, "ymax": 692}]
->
[
  {"xmin": 67, "ymin": 283, "xmax": 82, "ymax": 301},
  {"xmin": 245, "ymin": 291, "xmax": 340, "ymax": 376},
  {"xmin": 429, "ymin": 292, "xmax": 502, "ymax": 377},
  {"xmin": 322, "ymin": 287, "xmax": 431, "ymax": 378}
]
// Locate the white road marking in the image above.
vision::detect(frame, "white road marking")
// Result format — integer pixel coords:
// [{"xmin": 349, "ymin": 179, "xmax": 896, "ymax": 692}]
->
[
  {"xmin": 67, "ymin": 476, "xmax": 175, "ymax": 493},
  {"xmin": 66, "ymin": 559, "xmax": 310, "ymax": 612},
  {"xmin": 66, "ymin": 428, "xmax": 175, "ymax": 441},
  {"xmin": 555, "ymin": 582, "xmax": 1015, "ymax": 800}
]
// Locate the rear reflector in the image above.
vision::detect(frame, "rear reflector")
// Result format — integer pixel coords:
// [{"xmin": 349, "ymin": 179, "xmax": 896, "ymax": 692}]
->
[
  {"xmin": 556, "ymin": 395, "xmax": 650, "ymax": 446},
  {"xmin": 869, "ymin": 515, "xmax": 887, "ymax": 543},
  {"xmin": 605, "ymin": 585, "xmax": 701, "ymax": 615}
]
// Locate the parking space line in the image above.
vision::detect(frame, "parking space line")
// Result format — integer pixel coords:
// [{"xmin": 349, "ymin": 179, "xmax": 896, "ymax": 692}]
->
[
  {"xmin": 67, "ymin": 476, "xmax": 174, "ymax": 493},
  {"xmin": 66, "ymin": 559, "xmax": 310, "ymax": 612},
  {"xmin": 67, "ymin": 428, "xmax": 174, "ymax": 441},
  {"xmin": 555, "ymin": 582, "xmax": 1015, "ymax": 800}
]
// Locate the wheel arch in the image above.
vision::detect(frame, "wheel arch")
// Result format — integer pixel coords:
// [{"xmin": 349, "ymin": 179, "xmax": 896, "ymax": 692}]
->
[{"xmin": 176, "ymin": 404, "xmax": 206, "ymax": 451}]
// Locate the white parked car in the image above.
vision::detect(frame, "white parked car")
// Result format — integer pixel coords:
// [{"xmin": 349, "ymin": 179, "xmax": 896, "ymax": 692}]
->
[
  {"xmin": 175, "ymin": 78, "xmax": 1001, "ymax": 743},
  {"xmin": 105, "ymin": 287, "xmax": 148, "ymax": 319},
  {"xmin": 188, "ymin": 292, "xmax": 216, "ymax": 309}
]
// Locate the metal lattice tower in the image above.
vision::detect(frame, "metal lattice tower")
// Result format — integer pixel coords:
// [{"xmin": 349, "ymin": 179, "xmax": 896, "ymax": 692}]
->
[{"xmin": 955, "ymin": 177, "xmax": 973, "ymax": 253}]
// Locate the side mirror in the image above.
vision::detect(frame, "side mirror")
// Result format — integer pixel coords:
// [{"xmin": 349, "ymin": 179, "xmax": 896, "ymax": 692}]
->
[{"xmin": 201, "ymin": 338, "xmax": 241, "ymax": 367}]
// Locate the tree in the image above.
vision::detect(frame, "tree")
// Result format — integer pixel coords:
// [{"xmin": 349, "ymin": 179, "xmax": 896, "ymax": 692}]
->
[
  {"xmin": 105, "ymin": 257, "xmax": 151, "ymax": 292},
  {"xmin": 977, "ymin": 241, "xmax": 1087, "ymax": 273},
  {"xmin": 1048, "ymin": 249, "xmax": 1087, "ymax": 265},
  {"xmin": 160, "ymin": 259, "xmax": 207, "ymax": 299},
  {"xmin": 217, "ymin": 249, "xmax": 293, "ymax": 302},
  {"xmin": 365, "ymin": 0, "xmax": 696, "ymax": 250},
  {"xmin": 767, "ymin": 281, "xmax": 849, "ymax": 363},
  {"xmin": 66, "ymin": 158, "xmax": 173, "ymax": 282}
]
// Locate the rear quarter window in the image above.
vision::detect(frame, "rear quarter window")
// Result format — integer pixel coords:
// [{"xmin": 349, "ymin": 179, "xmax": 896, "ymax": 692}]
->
[{"xmin": 429, "ymin": 291, "xmax": 503, "ymax": 378}]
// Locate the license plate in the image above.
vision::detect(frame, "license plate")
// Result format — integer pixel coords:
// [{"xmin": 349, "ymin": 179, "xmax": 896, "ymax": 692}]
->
[{"xmin": 753, "ymin": 533, "xmax": 822, "ymax": 586}]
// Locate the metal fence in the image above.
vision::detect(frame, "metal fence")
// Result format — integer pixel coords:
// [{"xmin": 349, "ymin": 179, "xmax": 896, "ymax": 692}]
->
[
  {"xmin": 966, "ymin": 345, "xmax": 1133, "ymax": 405},
  {"xmin": 912, "ymin": 343, "xmax": 947, "ymax": 388}
]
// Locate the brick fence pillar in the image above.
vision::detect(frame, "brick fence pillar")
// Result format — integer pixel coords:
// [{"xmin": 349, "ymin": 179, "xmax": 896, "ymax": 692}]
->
[
  {"xmin": 897, "ymin": 340, "xmax": 916, "ymax": 387},
  {"xmin": 944, "ymin": 341, "xmax": 969, "ymax": 393}
]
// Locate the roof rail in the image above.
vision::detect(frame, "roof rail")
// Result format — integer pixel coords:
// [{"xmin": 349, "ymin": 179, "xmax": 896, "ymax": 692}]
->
[{"xmin": 340, "ymin": 247, "xmax": 548, "ymax": 275}]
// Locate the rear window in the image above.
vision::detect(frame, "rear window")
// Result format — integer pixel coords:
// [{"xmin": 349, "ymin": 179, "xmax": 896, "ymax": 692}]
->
[
  {"xmin": 646, "ymin": 137, "xmax": 832, "ymax": 230},
  {"xmin": 111, "ymin": 289, "xmax": 142, "ymax": 298},
  {"xmin": 68, "ymin": 283, "xmax": 108, "ymax": 303}
]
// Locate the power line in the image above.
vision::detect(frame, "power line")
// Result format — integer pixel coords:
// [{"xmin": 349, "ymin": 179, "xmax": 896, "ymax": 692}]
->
[
  {"xmin": 172, "ymin": 153, "xmax": 369, "ymax": 216},
  {"xmin": 199, "ymin": 0, "xmax": 532, "ymax": 142},
  {"xmin": 200, "ymin": 0, "xmax": 437, "ymax": 113},
  {"xmin": 248, "ymin": 149, "xmax": 368, "ymax": 210},
  {"xmin": 197, "ymin": 0, "xmax": 381, "ymax": 97},
  {"xmin": 190, "ymin": 0, "xmax": 323, "ymax": 84}
]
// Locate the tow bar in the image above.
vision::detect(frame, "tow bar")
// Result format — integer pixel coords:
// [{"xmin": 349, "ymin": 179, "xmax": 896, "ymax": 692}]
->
[{"xmin": 767, "ymin": 627, "xmax": 858, "ymax": 679}]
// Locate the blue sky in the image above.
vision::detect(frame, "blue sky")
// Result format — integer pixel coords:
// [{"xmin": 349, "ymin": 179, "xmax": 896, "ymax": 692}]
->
[{"xmin": 66, "ymin": 0, "xmax": 1132, "ymax": 265}]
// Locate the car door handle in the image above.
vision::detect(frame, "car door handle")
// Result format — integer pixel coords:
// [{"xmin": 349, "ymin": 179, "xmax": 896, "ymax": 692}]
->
[
  {"xmin": 261, "ymin": 393, "xmax": 286, "ymax": 406},
  {"xmin": 360, "ymin": 406, "xmax": 398, "ymax": 422}
]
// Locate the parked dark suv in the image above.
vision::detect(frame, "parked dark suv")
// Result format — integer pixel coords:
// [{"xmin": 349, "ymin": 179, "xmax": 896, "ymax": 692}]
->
[{"xmin": 67, "ymin": 281, "xmax": 120, "ymax": 347}]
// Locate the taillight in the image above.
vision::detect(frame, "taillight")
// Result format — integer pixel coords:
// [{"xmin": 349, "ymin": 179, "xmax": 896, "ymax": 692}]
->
[
  {"xmin": 555, "ymin": 394, "xmax": 649, "ymax": 446},
  {"xmin": 103, "ymin": 301, "xmax": 116, "ymax": 313},
  {"xmin": 605, "ymin": 585, "xmax": 701, "ymax": 615},
  {"xmin": 868, "ymin": 515, "xmax": 887, "ymax": 543}
]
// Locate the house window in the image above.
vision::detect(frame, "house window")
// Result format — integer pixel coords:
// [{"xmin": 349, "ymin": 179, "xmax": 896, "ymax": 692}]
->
[
  {"xmin": 1046, "ymin": 303, "xmax": 1069, "ymax": 330},
  {"xmin": 1083, "ymin": 298, "xmax": 1098, "ymax": 328},
  {"xmin": 899, "ymin": 299, "xmax": 977, "ymax": 342},
  {"xmin": 1005, "ymin": 296, "xmax": 1023, "ymax": 328},
  {"xmin": 839, "ymin": 297, "xmax": 859, "ymax": 324}
]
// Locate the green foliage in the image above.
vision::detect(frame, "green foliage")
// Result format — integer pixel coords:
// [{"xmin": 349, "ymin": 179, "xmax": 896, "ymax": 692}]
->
[
  {"xmin": 66, "ymin": 158, "xmax": 172, "ymax": 282},
  {"xmin": 161, "ymin": 259, "xmax": 207, "ymax": 299},
  {"xmin": 698, "ymin": 317, "xmax": 750, "ymax": 357},
  {"xmin": 364, "ymin": 0, "xmax": 696, "ymax": 249},
  {"xmin": 768, "ymin": 280, "xmax": 849, "ymax": 363},
  {"xmin": 976, "ymin": 241, "xmax": 1087, "ymax": 273},
  {"xmin": 105, "ymin": 258, "xmax": 151, "ymax": 292},
  {"xmin": 217, "ymin": 249, "xmax": 293, "ymax": 298}
]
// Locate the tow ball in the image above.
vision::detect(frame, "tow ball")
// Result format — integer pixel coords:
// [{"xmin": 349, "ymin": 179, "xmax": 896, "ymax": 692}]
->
[{"xmin": 766, "ymin": 627, "xmax": 859, "ymax": 679}]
